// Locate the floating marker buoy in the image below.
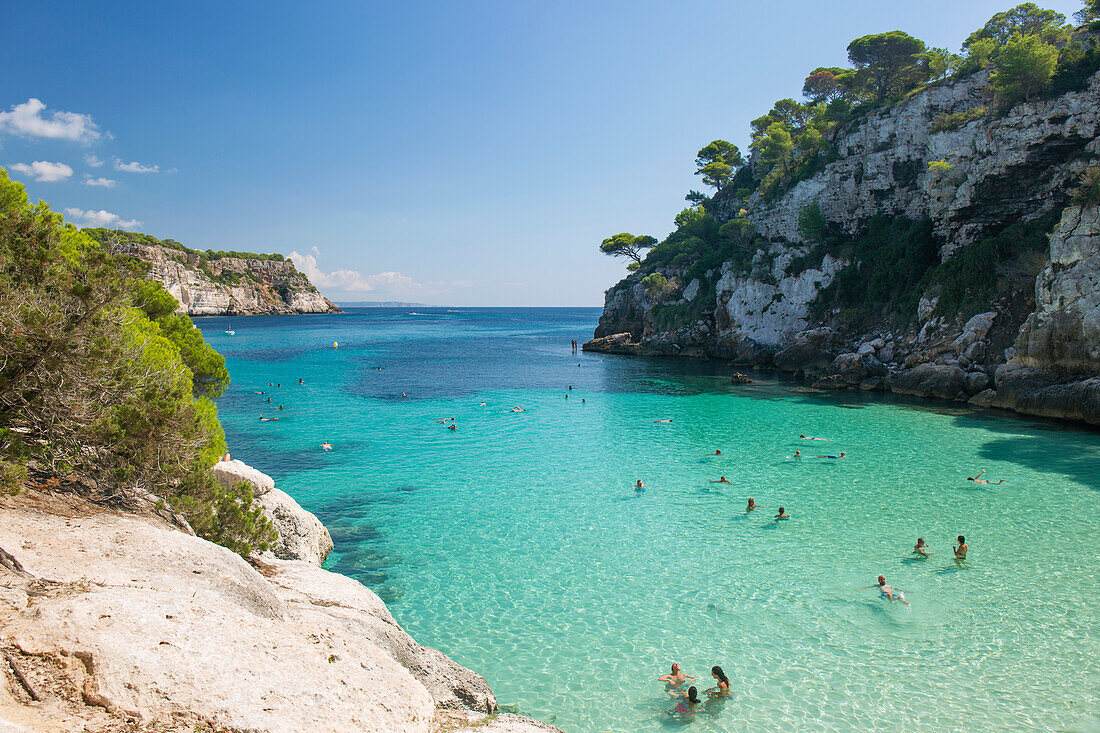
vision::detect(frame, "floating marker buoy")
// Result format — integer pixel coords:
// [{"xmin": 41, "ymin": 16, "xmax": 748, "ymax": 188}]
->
[{"xmin": 333, "ymin": 341, "xmax": 339, "ymax": 348}]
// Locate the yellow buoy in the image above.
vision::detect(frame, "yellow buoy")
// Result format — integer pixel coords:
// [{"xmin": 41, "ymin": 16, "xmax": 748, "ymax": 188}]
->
[{"xmin": 333, "ymin": 341, "xmax": 339, "ymax": 348}]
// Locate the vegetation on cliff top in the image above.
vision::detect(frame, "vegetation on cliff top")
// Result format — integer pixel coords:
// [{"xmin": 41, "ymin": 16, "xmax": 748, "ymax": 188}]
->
[
  {"xmin": 597, "ymin": 1, "xmax": 1097, "ymax": 331},
  {"xmin": 0, "ymin": 168, "xmax": 274, "ymax": 556}
]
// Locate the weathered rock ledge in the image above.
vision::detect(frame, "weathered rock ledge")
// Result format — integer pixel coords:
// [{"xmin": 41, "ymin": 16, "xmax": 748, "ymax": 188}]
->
[{"xmin": 0, "ymin": 481, "xmax": 558, "ymax": 732}]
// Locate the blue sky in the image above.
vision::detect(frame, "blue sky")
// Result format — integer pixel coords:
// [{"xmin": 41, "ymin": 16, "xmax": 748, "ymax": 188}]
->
[{"xmin": 2, "ymin": 0, "xmax": 1088, "ymax": 305}]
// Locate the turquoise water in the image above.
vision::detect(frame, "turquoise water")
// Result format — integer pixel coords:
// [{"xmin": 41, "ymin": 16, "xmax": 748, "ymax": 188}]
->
[{"xmin": 200, "ymin": 308, "xmax": 1100, "ymax": 733}]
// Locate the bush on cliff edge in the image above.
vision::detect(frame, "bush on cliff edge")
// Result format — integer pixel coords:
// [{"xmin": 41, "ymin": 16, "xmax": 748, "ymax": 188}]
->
[{"xmin": 0, "ymin": 167, "xmax": 273, "ymax": 556}]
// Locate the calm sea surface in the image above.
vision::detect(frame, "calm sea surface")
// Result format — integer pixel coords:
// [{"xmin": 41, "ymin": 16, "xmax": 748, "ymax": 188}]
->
[{"xmin": 199, "ymin": 307, "xmax": 1100, "ymax": 732}]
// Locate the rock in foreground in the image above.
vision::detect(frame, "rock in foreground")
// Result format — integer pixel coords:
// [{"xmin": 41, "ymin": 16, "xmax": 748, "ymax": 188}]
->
[{"xmin": 0, "ymin": 498, "xmax": 558, "ymax": 733}]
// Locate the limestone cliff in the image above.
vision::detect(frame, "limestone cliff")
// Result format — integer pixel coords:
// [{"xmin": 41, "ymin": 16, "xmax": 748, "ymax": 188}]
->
[
  {"xmin": 588, "ymin": 66, "xmax": 1100, "ymax": 425},
  {"xmin": 87, "ymin": 230, "xmax": 341, "ymax": 317},
  {"xmin": 0, "ymin": 470, "xmax": 559, "ymax": 733}
]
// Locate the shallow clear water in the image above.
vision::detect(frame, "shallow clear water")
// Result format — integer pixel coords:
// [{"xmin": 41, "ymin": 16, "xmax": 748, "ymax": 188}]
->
[{"xmin": 200, "ymin": 308, "xmax": 1100, "ymax": 733}]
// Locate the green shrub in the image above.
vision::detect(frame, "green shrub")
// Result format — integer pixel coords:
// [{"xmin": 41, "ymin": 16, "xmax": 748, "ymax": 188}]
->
[
  {"xmin": 931, "ymin": 106, "xmax": 986, "ymax": 132},
  {"xmin": 1072, "ymin": 167, "xmax": 1100, "ymax": 207},
  {"xmin": 0, "ymin": 167, "xmax": 272, "ymax": 558},
  {"xmin": 0, "ymin": 461, "xmax": 26, "ymax": 496}
]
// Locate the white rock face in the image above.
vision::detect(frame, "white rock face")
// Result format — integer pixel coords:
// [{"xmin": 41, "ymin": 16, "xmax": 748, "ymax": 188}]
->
[
  {"xmin": 738, "ymin": 71, "xmax": 1100, "ymax": 250},
  {"xmin": 212, "ymin": 459, "xmax": 275, "ymax": 496},
  {"xmin": 0, "ymin": 505, "xmax": 559, "ymax": 733},
  {"xmin": 715, "ymin": 245, "xmax": 844, "ymax": 347},
  {"xmin": 257, "ymin": 487, "xmax": 334, "ymax": 565},
  {"xmin": 1016, "ymin": 205, "xmax": 1100, "ymax": 372},
  {"xmin": 108, "ymin": 242, "xmax": 341, "ymax": 316}
]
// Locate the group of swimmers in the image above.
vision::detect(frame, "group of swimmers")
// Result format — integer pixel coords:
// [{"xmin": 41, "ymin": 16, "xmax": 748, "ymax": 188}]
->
[
  {"xmin": 657, "ymin": 664, "xmax": 731, "ymax": 719},
  {"xmin": 257, "ymin": 380, "xmax": 301, "ymax": 422}
]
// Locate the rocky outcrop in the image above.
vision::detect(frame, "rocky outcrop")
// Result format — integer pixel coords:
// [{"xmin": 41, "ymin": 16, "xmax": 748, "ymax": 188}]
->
[
  {"xmin": 212, "ymin": 459, "xmax": 333, "ymax": 565},
  {"xmin": 107, "ymin": 241, "xmax": 341, "ymax": 316},
  {"xmin": 592, "ymin": 64, "xmax": 1100, "ymax": 426},
  {"xmin": 0, "ymin": 495, "xmax": 557, "ymax": 733},
  {"xmin": 1015, "ymin": 205, "xmax": 1100, "ymax": 373},
  {"xmin": 256, "ymin": 488, "xmax": 334, "ymax": 565}
]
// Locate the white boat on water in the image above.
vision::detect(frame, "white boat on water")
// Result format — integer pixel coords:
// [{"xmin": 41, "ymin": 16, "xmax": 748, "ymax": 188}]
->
[{"xmin": 224, "ymin": 322, "xmax": 235, "ymax": 335}]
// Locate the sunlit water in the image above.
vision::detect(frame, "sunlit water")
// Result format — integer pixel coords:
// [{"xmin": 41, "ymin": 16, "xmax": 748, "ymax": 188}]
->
[{"xmin": 200, "ymin": 308, "xmax": 1100, "ymax": 732}]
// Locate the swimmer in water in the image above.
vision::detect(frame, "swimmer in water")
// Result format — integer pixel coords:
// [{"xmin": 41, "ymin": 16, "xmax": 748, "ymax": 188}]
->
[
  {"xmin": 913, "ymin": 537, "xmax": 932, "ymax": 557},
  {"xmin": 709, "ymin": 476, "xmax": 732, "ymax": 484},
  {"xmin": 635, "ymin": 480, "xmax": 645, "ymax": 492},
  {"xmin": 815, "ymin": 452, "xmax": 846, "ymax": 459},
  {"xmin": 581, "ymin": 398, "xmax": 586, "ymax": 403},
  {"xmin": 259, "ymin": 415, "xmax": 278, "ymax": 422},
  {"xmin": 320, "ymin": 442, "xmax": 333, "ymax": 451},
  {"xmin": 671, "ymin": 686, "xmax": 701, "ymax": 718},
  {"xmin": 298, "ymin": 378, "xmax": 304, "ymax": 385},
  {"xmin": 800, "ymin": 434, "xmax": 830, "ymax": 441},
  {"xmin": 775, "ymin": 506, "xmax": 789, "ymax": 520},
  {"xmin": 860, "ymin": 575, "xmax": 909, "ymax": 605},
  {"xmin": 706, "ymin": 667, "xmax": 731, "ymax": 698},
  {"xmin": 512, "ymin": 406, "xmax": 525, "ymax": 412},
  {"xmin": 953, "ymin": 535, "xmax": 968, "ymax": 563},
  {"xmin": 401, "ymin": 392, "xmax": 407, "ymax": 398},
  {"xmin": 967, "ymin": 470, "xmax": 1005, "ymax": 484},
  {"xmin": 793, "ymin": 449, "xmax": 801, "ymax": 459},
  {"xmin": 479, "ymin": 402, "xmax": 487, "ymax": 406},
  {"xmin": 713, "ymin": 449, "xmax": 722, "ymax": 455},
  {"xmin": 448, "ymin": 424, "xmax": 457, "ymax": 431},
  {"xmin": 278, "ymin": 404, "xmax": 283, "ymax": 410},
  {"xmin": 253, "ymin": 391, "xmax": 265, "ymax": 395},
  {"xmin": 746, "ymin": 497, "xmax": 757, "ymax": 511},
  {"xmin": 651, "ymin": 419, "xmax": 673, "ymax": 423},
  {"xmin": 658, "ymin": 663, "xmax": 695, "ymax": 695}
]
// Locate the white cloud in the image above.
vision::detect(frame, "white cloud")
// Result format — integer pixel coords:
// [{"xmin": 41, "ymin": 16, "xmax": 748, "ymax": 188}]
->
[
  {"xmin": 8, "ymin": 160, "xmax": 73, "ymax": 182},
  {"xmin": 0, "ymin": 98, "xmax": 103, "ymax": 143},
  {"xmin": 287, "ymin": 250, "xmax": 428, "ymax": 296},
  {"xmin": 83, "ymin": 175, "xmax": 116, "ymax": 188},
  {"xmin": 85, "ymin": 154, "xmax": 104, "ymax": 167},
  {"xmin": 114, "ymin": 158, "xmax": 159, "ymax": 173},
  {"xmin": 64, "ymin": 207, "xmax": 140, "ymax": 229}
]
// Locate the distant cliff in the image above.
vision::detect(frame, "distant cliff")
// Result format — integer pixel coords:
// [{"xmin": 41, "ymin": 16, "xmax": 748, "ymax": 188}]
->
[
  {"xmin": 588, "ymin": 31, "xmax": 1100, "ymax": 425},
  {"xmin": 85, "ymin": 229, "xmax": 341, "ymax": 316}
]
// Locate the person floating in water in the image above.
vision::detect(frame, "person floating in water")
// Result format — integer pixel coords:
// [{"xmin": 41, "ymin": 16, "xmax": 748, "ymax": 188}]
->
[
  {"xmin": 581, "ymin": 398, "xmax": 585, "ymax": 404},
  {"xmin": 706, "ymin": 667, "xmax": 731, "ymax": 698},
  {"xmin": 298, "ymin": 378, "xmax": 304, "ymax": 385},
  {"xmin": 860, "ymin": 575, "xmax": 909, "ymax": 605},
  {"xmin": 746, "ymin": 497, "xmax": 757, "ymax": 511},
  {"xmin": 814, "ymin": 451, "xmax": 846, "ymax": 459},
  {"xmin": 651, "ymin": 419, "xmax": 672, "ymax": 423},
  {"xmin": 954, "ymin": 535, "xmax": 968, "ymax": 563},
  {"xmin": 478, "ymin": 402, "xmax": 487, "ymax": 406},
  {"xmin": 259, "ymin": 415, "xmax": 278, "ymax": 422},
  {"xmin": 253, "ymin": 391, "xmax": 265, "ymax": 395},
  {"xmin": 401, "ymin": 392, "xmax": 407, "ymax": 398},
  {"xmin": 448, "ymin": 423, "xmax": 457, "ymax": 431},
  {"xmin": 793, "ymin": 449, "xmax": 801, "ymax": 459},
  {"xmin": 278, "ymin": 404, "xmax": 283, "ymax": 410},
  {"xmin": 913, "ymin": 538, "xmax": 932, "ymax": 557},
  {"xmin": 713, "ymin": 449, "xmax": 722, "ymax": 455},
  {"xmin": 512, "ymin": 406, "xmax": 525, "ymax": 412},
  {"xmin": 775, "ymin": 506, "xmax": 789, "ymax": 520},
  {"xmin": 709, "ymin": 476, "xmax": 732, "ymax": 484},
  {"xmin": 635, "ymin": 480, "xmax": 645, "ymax": 492},
  {"xmin": 658, "ymin": 663, "xmax": 695, "ymax": 695},
  {"xmin": 967, "ymin": 470, "xmax": 1005, "ymax": 484},
  {"xmin": 320, "ymin": 442, "xmax": 333, "ymax": 451},
  {"xmin": 800, "ymin": 434, "xmax": 829, "ymax": 441},
  {"xmin": 266, "ymin": 397, "xmax": 273, "ymax": 402}
]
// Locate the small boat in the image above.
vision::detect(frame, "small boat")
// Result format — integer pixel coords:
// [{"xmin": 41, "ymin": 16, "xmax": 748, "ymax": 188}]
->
[{"xmin": 224, "ymin": 321, "xmax": 235, "ymax": 335}]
